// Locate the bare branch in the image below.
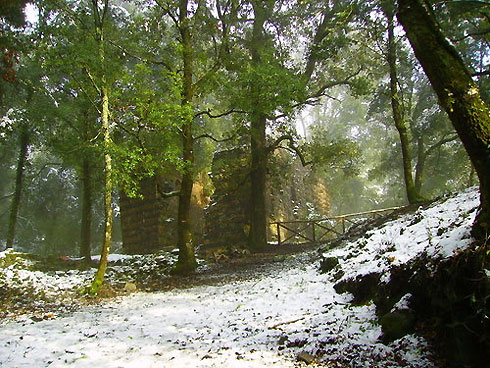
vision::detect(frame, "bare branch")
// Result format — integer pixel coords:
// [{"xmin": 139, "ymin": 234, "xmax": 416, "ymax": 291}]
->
[
  {"xmin": 194, "ymin": 108, "xmax": 246, "ymax": 119},
  {"xmin": 194, "ymin": 133, "xmax": 236, "ymax": 142}
]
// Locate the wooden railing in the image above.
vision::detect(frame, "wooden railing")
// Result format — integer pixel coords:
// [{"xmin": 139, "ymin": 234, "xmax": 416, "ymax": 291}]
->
[{"xmin": 269, "ymin": 207, "xmax": 402, "ymax": 246}]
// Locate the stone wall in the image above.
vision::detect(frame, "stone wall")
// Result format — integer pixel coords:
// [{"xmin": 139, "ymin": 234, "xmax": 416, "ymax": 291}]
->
[
  {"xmin": 120, "ymin": 174, "xmax": 208, "ymax": 254},
  {"xmin": 203, "ymin": 148, "xmax": 325, "ymax": 250},
  {"xmin": 203, "ymin": 148, "xmax": 251, "ymax": 249},
  {"xmin": 120, "ymin": 175, "xmax": 181, "ymax": 254}
]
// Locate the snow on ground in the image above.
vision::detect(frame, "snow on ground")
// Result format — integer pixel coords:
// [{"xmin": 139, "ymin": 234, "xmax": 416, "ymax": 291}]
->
[
  {"xmin": 326, "ymin": 187, "xmax": 480, "ymax": 284},
  {"xmin": 0, "ymin": 256, "xmax": 435, "ymax": 368},
  {"xmin": 0, "ymin": 187, "xmax": 480, "ymax": 367}
]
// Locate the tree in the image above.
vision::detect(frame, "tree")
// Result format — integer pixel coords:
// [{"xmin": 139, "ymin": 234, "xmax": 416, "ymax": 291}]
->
[
  {"xmin": 220, "ymin": 0, "xmax": 370, "ymax": 249},
  {"xmin": 5, "ymin": 117, "xmax": 30, "ymax": 249},
  {"xmin": 122, "ymin": 0, "xmax": 236, "ymax": 273},
  {"xmin": 173, "ymin": 0, "xmax": 198, "ymax": 273},
  {"xmin": 383, "ymin": 3, "xmax": 424, "ymax": 204},
  {"xmin": 88, "ymin": 0, "xmax": 114, "ymax": 295},
  {"xmin": 396, "ymin": 0, "xmax": 490, "ymax": 239},
  {"xmin": 0, "ymin": 1, "xmax": 29, "ymax": 28}
]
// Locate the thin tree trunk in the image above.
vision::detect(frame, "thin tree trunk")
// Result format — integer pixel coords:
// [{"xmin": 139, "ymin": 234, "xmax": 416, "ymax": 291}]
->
[
  {"xmin": 90, "ymin": 0, "xmax": 113, "ymax": 295},
  {"xmin": 397, "ymin": 0, "xmax": 490, "ymax": 239},
  {"xmin": 6, "ymin": 126, "xmax": 29, "ymax": 249},
  {"xmin": 90, "ymin": 83, "xmax": 112, "ymax": 295},
  {"xmin": 414, "ymin": 136, "xmax": 426, "ymax": 194},
  {"xmin": 174, "ymin": 0, "xmax": 197, "ymax": 274},
  {"xmin": 248, "ymin": 2, "xmax": 268, "ymax": 250},
  {"xmin": 80, "ymin": 158, "xmax": 92, "ymax": 261},
  {"xmin": 386, "ymin": 8, "xmax": 423, "ymax": 204}
]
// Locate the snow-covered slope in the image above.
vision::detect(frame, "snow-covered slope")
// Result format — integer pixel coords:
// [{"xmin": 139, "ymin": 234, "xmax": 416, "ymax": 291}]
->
[
  {"xmin": 0, "ymin": 187, "xmax": 481, "ymax": 367},
  {"xmin": 326, "ymin": 187, "xmax": 479, "ymax": 285}
]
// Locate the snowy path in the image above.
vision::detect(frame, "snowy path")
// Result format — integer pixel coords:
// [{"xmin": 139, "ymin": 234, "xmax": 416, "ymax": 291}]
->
[
  {"xmin": 4, "ymin": 188, "xmax": 479, "ymax": 368},
  {"xmin": 0, "ymin": 252, "xmax": 434, "ymax": 368},
  {"xmin": 3, "ymin": 187, "xmax": 480, "ymax": 367}
]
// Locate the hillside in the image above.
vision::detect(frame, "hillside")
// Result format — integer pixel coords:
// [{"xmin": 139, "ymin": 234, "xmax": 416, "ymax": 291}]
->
[{"xmin": 0, "ymin": 187, "xmax": 487, "ymax": 367}]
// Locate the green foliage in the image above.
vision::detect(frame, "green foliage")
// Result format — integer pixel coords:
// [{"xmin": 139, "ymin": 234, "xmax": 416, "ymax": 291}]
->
[
  {"xmin": 307, "ymin": 124, "xmax": 362, "ymax": 176},
  {"xmin": 231, "ymin": 60, "xmax": 306, "ymax": 117}
]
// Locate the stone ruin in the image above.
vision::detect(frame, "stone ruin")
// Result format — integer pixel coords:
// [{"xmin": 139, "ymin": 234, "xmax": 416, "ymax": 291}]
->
[
  {"xmin": 119, "ymin": 176, "xmax": 178, "ymax": 254},
  {"xmin": 119, "ymin": 148, "xmax": 329, "ymax": 254},
  {"xmin": 202, "ymin": 147, "xmax": 328, "ymax": 251},
  {"xmin": 119, "ymin": 174, "xmax": 207, "ymax": 254}
]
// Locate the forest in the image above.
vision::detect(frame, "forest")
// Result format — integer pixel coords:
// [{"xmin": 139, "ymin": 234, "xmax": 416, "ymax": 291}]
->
[{"xmin": 0, "ymin": 0, "xmax": 489, "ymax": 367}]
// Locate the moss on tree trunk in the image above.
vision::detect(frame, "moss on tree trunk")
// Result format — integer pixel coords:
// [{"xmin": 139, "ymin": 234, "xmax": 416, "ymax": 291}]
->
[{"xmin": 89, "ymin": 0, "xmax": 113, "ymax": 296}]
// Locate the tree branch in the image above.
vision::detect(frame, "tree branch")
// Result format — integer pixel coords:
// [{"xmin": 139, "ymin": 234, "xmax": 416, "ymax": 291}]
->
[
  {"xmin": 155, "ymin": 0, "xmax": 179, "ymax": 26},
  {"xmin": 101, "ymin": 0, "xmax": 109, "ymax": 24},
  {"xmin": 311, "ymin": 67, "xmax": 363, "ymax": 99},
  {"xmin": 157, "ymin": 184, "xmax": 180, "ymax": 199},
  {"xmin": 472, "ymin": 69, "xmax": 490, "ymax": 77},
  {"xmin": 107, "ymin": 40, "xmax": 174, "ymax": 71},
  {"xmin": 0, "ymin": 192, "xmax": 14, "ymax": 201},
  {"xmin": 115, "ymin": 120, "xmax": 146, "ymax": 150},
  {"xmin": 269, "ymin": 68, "xmax": 362, "ymax": 122},
  {"xmin": 193, "ymin": 133, "xmax": 236, "ymax": 142},
  {"xmin": 83, "ymin": 67, "xmax": 102, "ymax": 97},
  {"xmin": 194, "ymin": 108, "xmax": 246, "ymax": 119},
  {"xmin": 267, "ymin": 134, "xmax": 312, "ymax": 166},
  {"xmin": 451, "ymin": 28, "xmax": 490, "ymax": 43},
  {"xmin": 426, "ymin": 134, "xmax": 459, "ymax": 156}
]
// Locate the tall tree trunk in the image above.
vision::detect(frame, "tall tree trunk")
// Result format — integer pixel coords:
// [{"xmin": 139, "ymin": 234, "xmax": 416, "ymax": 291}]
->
[
  {"xmin": 386, "ymin": 8, "xmax": 423, "ymax": 204},
  {"xmin": 6, "ymin": 125, "xmax": 29, "ymax": 249},
  {"xmin": 80, "ymin": 158, "xmax": 92, "ymax": 261},
  {"xmin": 249, "ymin": 112, "xmax": 268, "ymax": 250},
  {"xmin": 90, "ymin": 83, "xmax": 112, "ymax": 295},
  {"xmin": 248, "ymin": 2, "xmax": 268, "ymax": 250},
  {"xmin": 90, "ymin": 0, "xmax": 113, "ymax": 295},
  {"xmin": 397, "ymin": 0, "xmax": 490, "ymax": 239},
  {"xmin": 174, "ymin": 0, "xmax": 197, "ymax": 274}
]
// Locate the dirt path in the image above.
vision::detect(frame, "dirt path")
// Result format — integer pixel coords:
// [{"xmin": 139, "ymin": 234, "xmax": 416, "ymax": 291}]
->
[{"xmin": 142, "ymin": 244, "xmax": 321, "ymax": 292}]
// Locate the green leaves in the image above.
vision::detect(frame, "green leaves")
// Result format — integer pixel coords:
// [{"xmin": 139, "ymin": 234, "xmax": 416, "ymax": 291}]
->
[{"xmin": 232, "ymin": 61, "xmax": 306, "ymax": 117}]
